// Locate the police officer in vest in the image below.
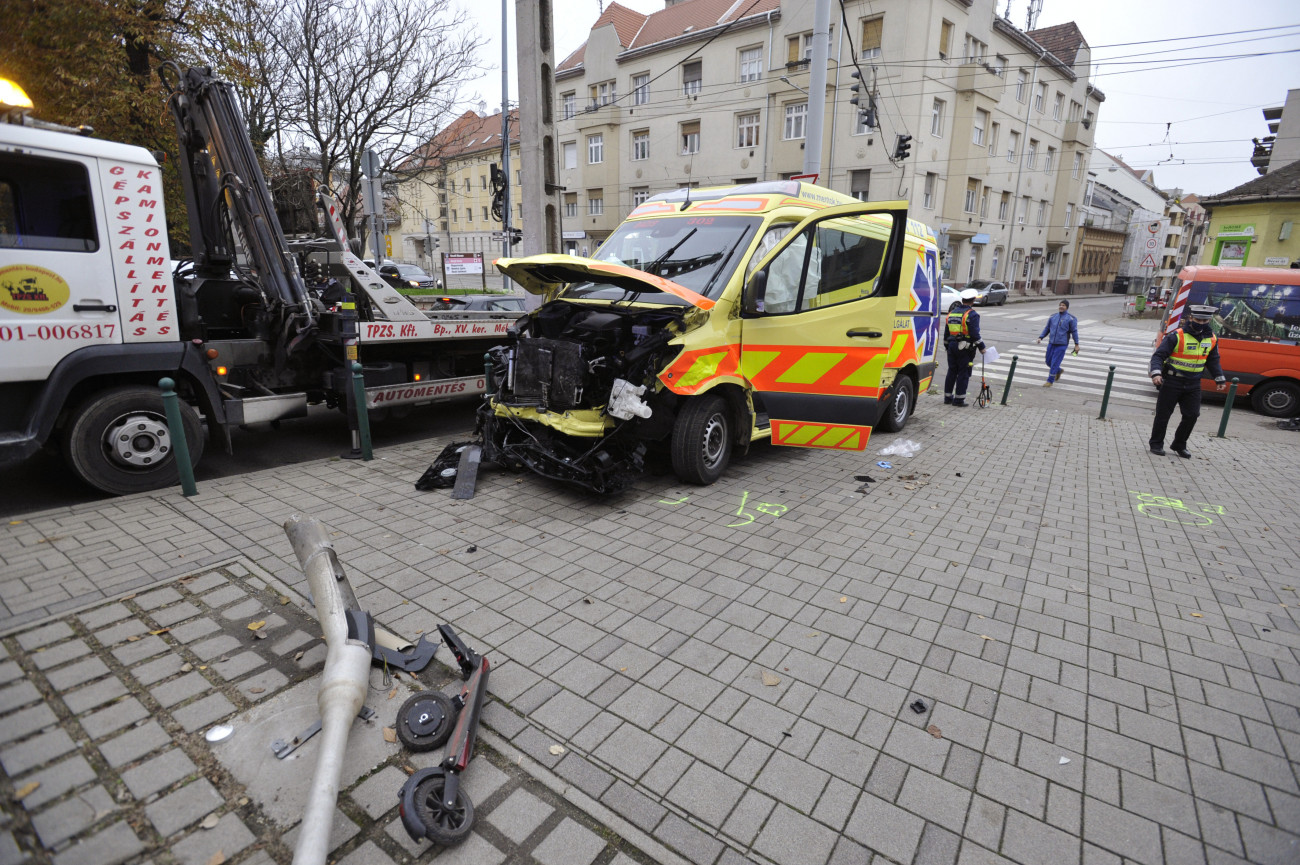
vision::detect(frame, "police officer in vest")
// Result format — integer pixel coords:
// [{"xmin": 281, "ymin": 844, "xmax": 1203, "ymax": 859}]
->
[
  {"xmin": 1148, "ymin": 304, "xmax": 1227, "ymax": 457},
  {"xmin": 944, "ymin": 288, "xmax": 986, "ymax": 406}
]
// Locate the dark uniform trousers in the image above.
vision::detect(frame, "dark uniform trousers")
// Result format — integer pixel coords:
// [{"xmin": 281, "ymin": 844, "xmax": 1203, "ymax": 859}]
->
[
  {"xmin": 1150, "ymin": 375, "xmax": 1203, "ymax": 450},
  {"xmin": 944, "ymin": 343, "xmax": 977, "ymax": 398}
]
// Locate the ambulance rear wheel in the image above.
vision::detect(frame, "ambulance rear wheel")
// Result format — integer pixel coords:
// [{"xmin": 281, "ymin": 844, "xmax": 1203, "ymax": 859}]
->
[
  {"xmin": 877, "ymin": 377, "xmax": 915, "ymax": 433},
  {"xmin": 62, "ymin": 386, "xmax": 205, "ymax": 496},
  {"xmin": 1250, "ymin": 380, "xmax": 1300, "ymax": 418},
  {"xmin": 671, "ymin": 394, "xmax": 732, "ymax": 485}
]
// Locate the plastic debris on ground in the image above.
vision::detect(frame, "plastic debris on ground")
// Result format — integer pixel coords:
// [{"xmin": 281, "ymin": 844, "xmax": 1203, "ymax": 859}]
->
[{"xmin": 878, "ymin": 439, "xmax": 921, "ymax": 458}]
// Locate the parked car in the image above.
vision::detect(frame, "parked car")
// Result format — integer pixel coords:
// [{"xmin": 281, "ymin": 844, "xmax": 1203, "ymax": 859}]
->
[
  {"xmin": 940, "ymin": 284, "xmax": 961, "ymax": 313},
  {"xmin": 967, "ymin": 279, "xmax": 1008, "ymax": 306},
  {"xmin": 378, "ymin": 263, "xmax": 440, "ymax": 290},
  {"xmin": 429, "ymin": 294, "xmax": 526, "ymax": 312}
]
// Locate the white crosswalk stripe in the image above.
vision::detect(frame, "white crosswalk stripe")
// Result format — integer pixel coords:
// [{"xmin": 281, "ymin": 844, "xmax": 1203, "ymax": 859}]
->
[{"xmin": 978, "ymin": 335, "xmax": 1158, "ymax": 405}]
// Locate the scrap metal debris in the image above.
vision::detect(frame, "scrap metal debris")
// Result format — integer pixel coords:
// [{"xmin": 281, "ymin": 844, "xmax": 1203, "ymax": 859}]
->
[{"xmin": 909, "ymin": 699, "xmax": 928, "ymax": 714}]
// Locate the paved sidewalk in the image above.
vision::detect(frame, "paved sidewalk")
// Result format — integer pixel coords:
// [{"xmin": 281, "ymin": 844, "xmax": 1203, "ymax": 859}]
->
[{"xmin": 2, "ymin": 402, "xmax": 1299, "ymax": 865}]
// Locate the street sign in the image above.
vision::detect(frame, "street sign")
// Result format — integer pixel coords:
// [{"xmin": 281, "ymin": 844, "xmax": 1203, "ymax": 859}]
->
[
  {"xmin": 790, "ymin": 173, "xmax": 819, "ymax": 184},
  {"xmin": 491, "ymin": 229, "xmax": 523, "ymax": 241},
  {"xmin": 1140, "ymin": 253, "xmax": 1157, "ymax": 268},
  {"xmin": 361, "ymin": 149, "xmax": 381, "ymax": 179},
  {"xmin": 444, "ymin": 253, "xmax": 484, "ymax": 275},
  {"xmin": 1147, "ymin": 221, "xmax": 1161, "ymax": 234}
]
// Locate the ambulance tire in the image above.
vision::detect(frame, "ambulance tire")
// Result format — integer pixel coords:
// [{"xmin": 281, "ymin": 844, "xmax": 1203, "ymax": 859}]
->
[
  {"xmin": 877, "ymin": 377, "xmax": 914, "ymax": 433},
  {"xmin": 671, "ymin": 394, "xmax": 732, "ymax": 485},
  {"xmin": 62, "ymin": 386, "xmax": 205, "ymax": 496}
]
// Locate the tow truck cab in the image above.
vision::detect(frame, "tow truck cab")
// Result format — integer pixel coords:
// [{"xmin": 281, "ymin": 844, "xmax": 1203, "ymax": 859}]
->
[{"xmin": 488, "ymin": 181, "xmax": 942, "ymax": 493}]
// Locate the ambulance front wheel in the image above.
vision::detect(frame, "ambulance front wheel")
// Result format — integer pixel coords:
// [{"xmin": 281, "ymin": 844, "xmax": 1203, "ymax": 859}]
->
[
  {"xmin": 877, "ymin": 377, "xmax": 915, "ymax": 433},
  {"xmin": 671, "ymin": 394, "xmax": 732, "ymax": 485}
]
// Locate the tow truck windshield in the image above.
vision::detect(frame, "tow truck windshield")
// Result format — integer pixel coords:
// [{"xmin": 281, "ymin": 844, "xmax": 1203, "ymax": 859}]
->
[{"xmin": 563, "ymin": 215, "xmax": 760, "ymax": 304}]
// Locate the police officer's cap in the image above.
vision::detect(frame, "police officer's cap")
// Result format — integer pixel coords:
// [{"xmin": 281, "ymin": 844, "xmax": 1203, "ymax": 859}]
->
[
  {"xmin": 960, "ymin": 288, "xmax": 978, "ymax": 302},
  {"xmin": 1188, "ymin": 304, "xmax": 1216, "ymax": 319}
]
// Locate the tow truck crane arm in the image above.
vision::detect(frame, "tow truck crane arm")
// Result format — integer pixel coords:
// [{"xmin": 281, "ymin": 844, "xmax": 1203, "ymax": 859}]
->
[{"xmin": 160, "ymin": 63, "xmax": 316, "ymax": 344}]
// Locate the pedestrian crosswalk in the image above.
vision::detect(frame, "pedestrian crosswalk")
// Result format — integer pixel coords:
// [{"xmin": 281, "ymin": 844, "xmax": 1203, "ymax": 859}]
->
[{"xmin": 975, "ymin": 309, "xmax": 1160, "ymax": 406}]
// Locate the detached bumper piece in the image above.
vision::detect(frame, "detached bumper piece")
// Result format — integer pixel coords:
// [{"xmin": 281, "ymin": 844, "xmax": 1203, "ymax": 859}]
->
[
  {"xmin": 396, "ymin": 624, "xmax": 491, "ymax": 847},
  {"xmin": 481, "ymin": 409, "xmax": 644, "ymax": 495}
]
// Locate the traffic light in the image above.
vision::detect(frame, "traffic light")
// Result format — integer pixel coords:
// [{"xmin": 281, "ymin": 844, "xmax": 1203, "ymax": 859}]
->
[
  {"xmin": 849, "ymin": 71, "xmax": 862, "ymax": 109},
  {"xmin": 893, "ymin": 133, "xmax": 913, "ymax": 161},
  {"xmin": 489, "ymin": 162, "xmax": 506, "ymax": 222}
]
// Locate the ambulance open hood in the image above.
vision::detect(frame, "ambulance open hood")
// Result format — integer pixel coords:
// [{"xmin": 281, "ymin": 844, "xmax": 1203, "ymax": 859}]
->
[{"xmin": 494, "ymin": 254, "xmax": 716, "ymax": 310}]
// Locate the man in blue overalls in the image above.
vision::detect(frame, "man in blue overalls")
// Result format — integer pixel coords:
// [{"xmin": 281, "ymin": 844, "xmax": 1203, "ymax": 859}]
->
[
  {"xmin": 944, "ymin": 289, "xmax": 985, "ymax": 407},
  {"xmin": 1037, "ymin": 300, "xmax": 1080, "ymax": 386}
]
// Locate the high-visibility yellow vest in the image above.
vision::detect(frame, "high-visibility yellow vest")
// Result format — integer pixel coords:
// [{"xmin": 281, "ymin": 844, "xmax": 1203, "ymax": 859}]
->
[
  {"xmin": 947, "ymin": 308, "xmax": 971, "ymax": 339},
  {"xmin": 1166, "ymin": 328, "xmax": 1216, "ymax": 375}
]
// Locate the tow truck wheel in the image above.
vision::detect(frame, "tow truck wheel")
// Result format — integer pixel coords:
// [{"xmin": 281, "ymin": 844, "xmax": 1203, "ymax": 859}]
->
[
  {"xmin": 1250, "ymin": 380, "xmax": 1300, "ymax": 418},
  {"xmin": 396, "ymin": 690, "xmax": 457, "ymax": 752},
  {"xmin": 411, "ymin": 771, "xmax": 475, "ymax": 845},
  {"xmin": 62, "ymin": 386, "xmax": 205, "ymax": 495},
  {"xmin": 877, "ymin": 377, "xmax": 915, "ymax": 433},
  {"xmin": 671, "ymin": 394, "xmax": 732, "ymax": 485}
]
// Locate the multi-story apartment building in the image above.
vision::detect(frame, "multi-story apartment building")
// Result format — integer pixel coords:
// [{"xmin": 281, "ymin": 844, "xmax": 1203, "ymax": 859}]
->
[
  {"xmin": 391, "ymin": 108, "xmax": 523, "ymax": 281},
  {"xmin": 551, "ymin": 0, "xmax": 1102, "ymax": 293}
]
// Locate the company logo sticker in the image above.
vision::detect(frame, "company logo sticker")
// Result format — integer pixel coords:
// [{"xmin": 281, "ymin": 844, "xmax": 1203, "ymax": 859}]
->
[{"xmin": 0, "ymin": 265, "xmax": 71, "ymax": 315}]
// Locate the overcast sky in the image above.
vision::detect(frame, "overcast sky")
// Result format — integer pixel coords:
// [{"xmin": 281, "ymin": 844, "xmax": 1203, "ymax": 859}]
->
[{"xmin": 454, "ymin": 0, "xmax": 1300, "ymax": 197}]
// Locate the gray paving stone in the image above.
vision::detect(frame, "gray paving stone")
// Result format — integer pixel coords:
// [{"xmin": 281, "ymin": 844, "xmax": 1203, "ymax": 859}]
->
[
  {"xmin": 915, "ymin": 822, "xmax": 962, "ymax": 865},
  {"xmin": 136, "ymin": 587, "xmax": 182, "ymax": 611},
  {"xmin": 50, "ymin": 820, "xmax": 142, "ymax": 865},
  {"xmin": 753, "ymin": 804, "xmax": 839, "ymax": 865},
  {"xmin": 0, "ymin": 728, "xmax": 76, "ymax": 776},
  {"xmin": 121, "ymin": 748, "xmax": 196, "ymax": 799},
  {"xmin": 338, "ymin": 842, "xmax": 398, "ymax": 865},
  {"xmin": 667, "ymin": 759, "xmax": 744, "ymax": 828},
  {"xmin": 0, "ymin": 703, "xmax": 57, "ymax": 745},
  {"xmin": 532, "ymin": 817, "xmax": 605, "ymax": 865},
  {"xmin": 168, "ymin": 618, "xmax": 219, "ymax": 644},
  {"xmin": 31, "ymin": 785, "xmax": 117, "ymax": 847},
  {"xmin": 149, "ymin": 601, "xmax": 201, "ymax": 628},
  {"xmin": 898, "ymin": 767, "xmax": 973, "ymax": 833},
  {"xmin": 64, "ymin": 677, "xmax": 129, "ymax": 714},
  {"xmin": 93, "ymin": 620, "xmax": 147, "ymax": 648},
  {"xmin": 80, "ymin": 697, "xmax": 148, "ymax": 740},
  {"xmin": 19, "ymin": 755, "xmax": 97, "ymax": 809},
  {"xmin": 172, "ymin": 692, "xmax": 235, "ymax": 733},
  {"xmin": 592, "ymin": 722, "xmax": 667, "ymax": 780},
  {"xmin": 187, "ymin": 634, "xmax": 241, "ymax": 661},
  {"xmin": 1083, "ymin": 796, "xmax": 1162, "ymax": 865},
  {"xmin": 110, "ymin": 635, "xmax": 169, "ymax": 667},
  {"xmin": 0, "ymin": 831, "xmax": 24, "ymax": 865},
  {"xmin": 17, "ymin": 621, "xmax": 72, "ymax": 650},
  {"xmin": 555, "ymin": 752, "xmax": 616, "ymax": 799},
  {"xmin": 149, "ymin": 672, "xmax": 210, "ymax": 708},
  {"xmin": 76, "ymin": 603, "xmax": 132, "ymax": 630},
  {"xmin": 654, "ymin": 813, "xmax": 726, "ymax": 865},
  {"xmin": 600, "ymin": 781, "xmax": 667, "ymax": 833},
  {"xmin": 169, "ymin": 812, "xmax": 254, "ymax": 865},
  {"xmin": 282, "ymin": 806, "xmax": 358, "ymax": 854},
  {"xmin": 30, "ymin": 639, "xmax": 92, "ymax": 670},
  {"xmin": 99, "ymin": 722, "xmax": 170, "ymax": 768},
  {"xmin": 145, "ymin": 778, "xmax": 222, "ymax": 837},
  {"xmin": 485, "ymin": 788, "xmax": 553, "ymax": 844},
  {"xmin": 845, "ymin": 793, "xmax": 925, "ymax": 865},
  {"xmin": 236, "ymin": 667, "xmax": 288, "ymax": 701},
  {"xmin": 45, "ymin": 656, "xmax": 110, "ymax": 691},
  {"xmin": 1002, "ymin": 810, "xmax": 1080, "ymax": 865},
  {"xmin": 197, "ymin": 584, "xmax": 245, "ymax": 608},
  {"xmin": 130, "ymin": 654, "xmax": 185, "ymax": 686},
  {"xmin": 0, "ymin": 679, "xmax": 40, "ymax": 714},
  {"xmin": 350, "ymin": 766, "xmax": 408, "ymax": 820}
]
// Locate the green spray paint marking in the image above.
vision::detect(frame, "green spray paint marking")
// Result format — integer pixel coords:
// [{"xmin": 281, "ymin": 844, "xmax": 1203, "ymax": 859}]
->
[{"xmin": 1129, "ymin": 491, "xmax": 1225, "ymax": 527}]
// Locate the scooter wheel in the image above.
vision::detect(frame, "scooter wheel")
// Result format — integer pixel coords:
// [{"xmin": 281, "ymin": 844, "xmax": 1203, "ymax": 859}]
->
[
  {"xmin": 411, "ymin": 770, "xmax": 475, "ymax": 845},
  {"xmin": 396, "ymin": 690, "xmax": 457, "ymax": 752}
]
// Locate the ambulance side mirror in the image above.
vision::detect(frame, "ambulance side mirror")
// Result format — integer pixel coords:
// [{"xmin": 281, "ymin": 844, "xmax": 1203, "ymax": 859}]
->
[{"xmin": 743, "ymin": 269, "xmax": 767, "ymax": 315}]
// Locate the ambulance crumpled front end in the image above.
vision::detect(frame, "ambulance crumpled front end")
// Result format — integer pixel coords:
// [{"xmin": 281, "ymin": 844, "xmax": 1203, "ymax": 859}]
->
[{"xmin": 478, "ymin": 300, "xmax": 688, "ymax": 494}]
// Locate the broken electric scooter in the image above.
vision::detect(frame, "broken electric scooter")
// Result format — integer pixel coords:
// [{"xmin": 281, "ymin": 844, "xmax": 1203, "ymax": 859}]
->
[{"xmin": 396, "ymin": 624, "xmax": 491, "ymax": 846}]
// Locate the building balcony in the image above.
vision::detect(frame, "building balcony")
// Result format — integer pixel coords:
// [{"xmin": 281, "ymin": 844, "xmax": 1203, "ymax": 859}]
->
[
  {"xmin": 1063, "ymin": 119, "xmax": 1095, "ymax": 146},
  {"xmin": 955, "ymin": 62, "xmax": 1003, "ymax": 101},
  {"xmin": 575, "ymin": 102, "xmax": 622, "ymax": 131}
]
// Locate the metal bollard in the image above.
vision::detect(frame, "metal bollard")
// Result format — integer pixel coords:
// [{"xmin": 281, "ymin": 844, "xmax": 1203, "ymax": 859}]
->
[
  {"xmin": 1216, "ymin": 377, "xmax": 1239, "ymax": 438},
  {"xmin": 1098, "ymin": 365, "xmax": 1117, "ymax": 420},
  {"xmin": 1000, "ymin": 355, "xmax": 1018, "ymax": 405},
  {"xmin": 349, "ymin": 362, "xmax": 373, "ymax": 461},
  {"xmin": 158, "ymin": 377, "xmax": 197, "ymax": 497},
  {"xmin": 483, "ymin": 352, "xmax": 494, "ymax": 396}
]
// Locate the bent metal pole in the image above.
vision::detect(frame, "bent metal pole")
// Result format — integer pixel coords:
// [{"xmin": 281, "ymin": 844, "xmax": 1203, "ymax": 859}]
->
[{"xmin": 283, "ymin": 514, "xmax": 372, "ymax": 865}]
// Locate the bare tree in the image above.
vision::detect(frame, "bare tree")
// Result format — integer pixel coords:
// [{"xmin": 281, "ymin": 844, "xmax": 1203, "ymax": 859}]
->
[{"xmin": 269, "ymin": 0, "xmax": 485, "ymax": 236}]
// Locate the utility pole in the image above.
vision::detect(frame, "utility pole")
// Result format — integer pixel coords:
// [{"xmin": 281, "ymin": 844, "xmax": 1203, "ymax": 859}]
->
[
  {"xmin": 500, "ymin": 0, "xmax": 512, "ymax": 293},
  {"xmin": 515, "ymin": 0, "xmax": 562, "ymax": 305},
  {"xmin": 361, "ymin": 149, "xmax": 384, "ymax": 264},
  {"xmin": 802, "ymin": 0, "xmax": 832, "ymax": 180}
]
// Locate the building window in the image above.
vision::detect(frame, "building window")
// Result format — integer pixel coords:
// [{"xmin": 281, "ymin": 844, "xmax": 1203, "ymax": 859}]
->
[
  {"xmin": 463, "ymin": 178, "xmax": 470, "ymax": 192},
  {"xmin": 968, "ymin": 249, "xmax": 979, "ymax": 281},
  {"xmin": 1068, "ymin": 100, "xmax": 1082, "ymax": 122},
  {"xmin": 991, "ymin": 54, "xmax": 1007, "ymax": 76},
  {"xmin": 1053, "ymin": 92, "xmax": 1065, "ymax": 120},
  {"xmin": 938, "ymin": 20, "xmax": 952, "ymax": 60},
  {"xmin": 1085, "ymin": 110, "xmax": 1095, "ymax": 126},
  {"xmin": 1045, "ymin": 147, "xmax": 1055, "ymax": 172},
  {"xmin": 930, "ymin": 98, "xmax": 945, "ymax": 137},
  {"xmin": 979, "ymin": 187, "xmax": 989, "ymax": 218},
  {"xmin": 1019, "ymin": 195, "xmax": 1030, "ymax": 224},
  {"xmin": 561, "ymin": 91, "xmax": 575, "ymax": 119},
  {"xmin": 516, "ymin": 170, "xmax": 522, "ymax": 185},
  {"xmin": 563, "ymin": 192, "xmax": 577, "ymax": 217},
  {"xmin": 1034, "ymin": 82, "xmax": 1047, "ymax": 113},
  {"xmin": 963, "ymin": 34, "xmax": 986, "ymax": 63},
  {"xmin": 682, "ymin": 61, "xmax": 702, "ymax": 96},
  {"xmin": 451, "ymin": 208, "xmax": 458, "ymax": 222},
  {"xmin": 1065, "ymin": 203, "xmax": 1074, "ymax": 227},
  {"xmin": 632, "ymin": 73, "xmax": 649, "ymax": 105},
  {"xmin": 1008, "ymin": 130, "xmax": 1020, "ymax": 163},
  {"xmin": 1015, "ymin": 69, "xmax": 1028, "ymax": 102},
  {"xmin": 850, "ymin": 169, "xmax": 871, "ymax": 201},
  {"xmin": 482, "ymin": 205, "xmax": 489, "ymax": 221},
  {"xmin": 590, "ymin": 80, "xmax": 616, "ymax": 107},
  {"xmin": 1027, "ymin": 139, "xmax": 1038, "ymax": 169},
  {"xmin": 992, "ymin": 246, "xmax": 1001, "ymax": 276},
  {"xmin": 964, "ymin": 179, "xmax": 979, "ymax": 213},
  {"xmin": 1072, "ymin": 152, "xmax": 1083, "ymax": 178},
  {"xmin": 588, "ymin": 191, "xmax": 604, "ymax": 216},
  {"xmin": 587, "ymin": 134, "xmax": 604, "ymax": 164},
  {"xmin": 1036, "ymin": 200, "xmax": 1047, "ymax": 226},
  {"xmin": 681, "ymin": 120, "xmax": 700, "ymax": 154},
  {"xmin": 736, "ymin": 112, "xmax": 760, "ymax": 148},
  {"xmin": 739, "ymin": 47, "xmax": 762, "ymax": 82},
  {"xmin": 973, "ymin": 109, "xmax": 988, "ymax": 146},
  {"xmin": 860, "ymin": 16, "xmax": 883, "ymax": 60},
  {"xmin": 784, "ymin": 102, "xmax": 807, "ymax": 140},
  {"xmin": 481, "ymin": 175, "xmax": 488, "ymax": 190},
  {"xmin": 631, "ymin": 187, "xmax": 649, "ymax": 206},
  {"xmin": 988, "ymin": 122, "xmax": 1000, "ymax": 154},
  {"xmin": 563, "ymin": 142, "xmax": 577, "ymax": 170},
  {"xmin": 787, "ymin": 29, "xmax": 833, "ymax": 64},
  {"xmin": 632, "ymin": 130, "xmax": 649, "ymax": 161},
  {"xmin": 466, "ymin": 208, "xmax": 473, "ymax": 223},
  {"xmin": 999, "ymin": 192, "xmax": 1010, "ymax": 221},
  {"xmin": 923, "ymin": 173, "xmax": 936, "ymax": 209}
]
